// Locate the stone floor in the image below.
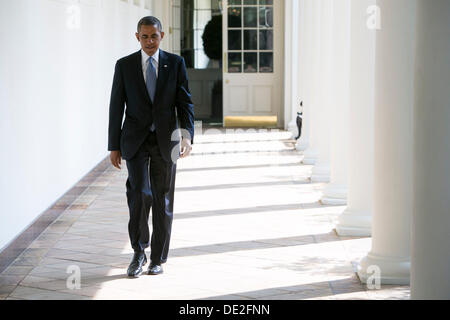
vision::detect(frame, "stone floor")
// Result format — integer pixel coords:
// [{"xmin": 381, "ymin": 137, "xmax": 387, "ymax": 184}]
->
[{"xmin": 0, "ymin": 129, "xmax": 410, "ymax": 300}]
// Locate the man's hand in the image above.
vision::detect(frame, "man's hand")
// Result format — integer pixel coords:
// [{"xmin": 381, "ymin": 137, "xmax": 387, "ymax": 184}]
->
[
  {"xmin": 180, "ymin": 138, "xmax": 192, "ymax": 159},
  {"xmin": 110, "ymin": 151, "xmax": 122, "ymax": 170}
]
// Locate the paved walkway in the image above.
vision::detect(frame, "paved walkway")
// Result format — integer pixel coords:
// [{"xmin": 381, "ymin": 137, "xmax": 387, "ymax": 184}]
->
[{"xmin": 0, "ymin": 129, "xmax": 410, "ymax": 300}]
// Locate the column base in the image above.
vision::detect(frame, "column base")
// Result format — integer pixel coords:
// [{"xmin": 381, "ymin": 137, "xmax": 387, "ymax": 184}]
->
[
  {"xmin": 287, "ymin": 120, "xmax": 298, "ymax": 140},
  {"xmin": 357, "ymin": 252, "xmax": 410, "ymax": 285},
  {"xmin": 335, "ymin": 208, "xmax": 372, "ymax": 236},
  {"xmin": 321, "ymin": 183, "xmax": 347, "ymax": 205},
  {"xmin": 302, "ymin": 148, "xmax": 317, "ymax": 165},
  {"xmin": 296, "ymin": 136, "xmax": 309, "ymax": 151},
  {"xmin": 311, "ymin": 164, "xmax": 330, "ymax": 183}
]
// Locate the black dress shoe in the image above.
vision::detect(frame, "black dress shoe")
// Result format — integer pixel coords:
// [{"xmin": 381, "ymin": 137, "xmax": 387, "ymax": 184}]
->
[
  {"xmin": 127, "ymin": 251, "xmax": 147, "ymax": 277},
  {"xmin": 147, "ymin": 263, "xmax": 163, "ymax": 275}
]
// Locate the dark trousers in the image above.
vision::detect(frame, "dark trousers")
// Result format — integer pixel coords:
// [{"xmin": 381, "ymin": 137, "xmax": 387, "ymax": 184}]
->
[{"xmin": 125, "ymin": 131, "xmax": 177, "ymax": 264}]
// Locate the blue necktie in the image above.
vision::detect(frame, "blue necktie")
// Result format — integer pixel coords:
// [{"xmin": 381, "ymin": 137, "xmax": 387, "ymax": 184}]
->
[{"xmin": 146, "ymin": 57, "xmax": 157, "ymax": 132}]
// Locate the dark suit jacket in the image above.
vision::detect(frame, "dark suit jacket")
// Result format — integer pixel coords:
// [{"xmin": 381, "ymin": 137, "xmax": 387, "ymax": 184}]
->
[{"xmin": 108, "ymin": 49, "xmax": 195, "ymax": 163}]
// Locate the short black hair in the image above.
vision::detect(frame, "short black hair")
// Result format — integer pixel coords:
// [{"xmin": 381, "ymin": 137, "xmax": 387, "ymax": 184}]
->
[{"xmin": 137, "ymin": 16, "xmax": 163, "ymax": 33}]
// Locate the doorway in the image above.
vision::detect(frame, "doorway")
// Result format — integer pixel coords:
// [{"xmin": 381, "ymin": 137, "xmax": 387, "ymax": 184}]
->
[
  {"xmin": 170, "ymin": 0, "xmax": 283, "ymax": 128},
  {"xmin": 172, "ymin": 0, "xmax": 224, "ymax": 126},
  {"xmin": 222, "ymin": 0, "xmax": 283, "ymax": 128}
]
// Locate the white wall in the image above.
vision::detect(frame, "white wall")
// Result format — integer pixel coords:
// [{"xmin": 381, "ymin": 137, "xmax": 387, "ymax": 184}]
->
[
  {"xmin": 152, "ymin": 0, "xmax": 171, "ymax": 52},
  {"xmin": 0, "ymin": 0, "xmax": 152, "ymax": 251}
]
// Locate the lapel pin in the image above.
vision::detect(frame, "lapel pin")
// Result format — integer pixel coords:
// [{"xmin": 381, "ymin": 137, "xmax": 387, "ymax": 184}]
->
[{"xmin": 164, "ymin": 65, "xmax": 168, "ymax": 68}]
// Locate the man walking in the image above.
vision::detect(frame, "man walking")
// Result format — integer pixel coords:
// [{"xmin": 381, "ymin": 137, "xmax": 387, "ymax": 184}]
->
[{"xmin": 108, "ymin": 16, "xmax": 195, "ymax": 277}]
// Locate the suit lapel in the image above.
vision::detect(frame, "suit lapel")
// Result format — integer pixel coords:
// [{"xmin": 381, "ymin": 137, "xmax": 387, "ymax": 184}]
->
[
  {"xmin": 154, "ymin": 50, "xmax": 170, "ymax": 107},
  {"xmin": 135, "ymin": 50, "xmax": 153, "ymax": 107}
]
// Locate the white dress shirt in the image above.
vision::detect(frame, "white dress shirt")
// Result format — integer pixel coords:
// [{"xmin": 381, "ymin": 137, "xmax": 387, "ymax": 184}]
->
[{"xmin": 141, "ymin": 48, "xmax": 159, "ymax": 82}]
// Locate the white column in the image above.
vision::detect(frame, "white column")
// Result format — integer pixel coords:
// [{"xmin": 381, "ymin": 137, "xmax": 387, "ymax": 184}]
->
[
  {"xmin": 335, "ymin": 0, "xmax": 375, "ymax": 235},
  {"xmin": 411, "ymin": 0, "xmax": 450, "ymax": 300},
  {"xmin": 296, "ymin": 0, "xmax": 310, "ymax": 151},
  {"xmin": 321, "ymin": 0, "xmax": 351, "ymax": 205},
  {"xmin": 357, "ymin": 0, "xmax": 416, "ymax": 285},
  {"xmin": 310, "ymin": 0, "xmax": 333, "ymax": 182},
  {"xmin": 285, "ymin": 0, "xmax": 300, "ymax": 139},
  {"xmin": 301, "ymin": 0, "xmax": 321, "ymax": 165}
]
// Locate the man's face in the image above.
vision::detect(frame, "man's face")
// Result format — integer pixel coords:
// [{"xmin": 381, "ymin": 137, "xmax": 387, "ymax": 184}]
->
[{"xmin": 136, "ymin": 24, "xmax": 165, "ymax": 57}]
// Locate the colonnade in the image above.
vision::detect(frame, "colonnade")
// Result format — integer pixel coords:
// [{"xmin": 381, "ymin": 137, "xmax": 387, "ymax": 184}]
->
[{"xmin": 284, "ymin": 0, "xmax": 450, "ymax": 299}]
